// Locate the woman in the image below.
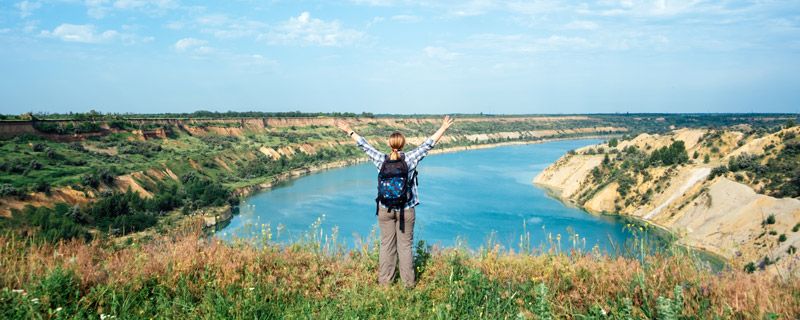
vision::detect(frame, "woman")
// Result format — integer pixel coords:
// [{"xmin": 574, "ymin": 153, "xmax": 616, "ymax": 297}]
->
[{"xmin": 336, "ymin": 116, "xmax": 454, "ymax": 288}]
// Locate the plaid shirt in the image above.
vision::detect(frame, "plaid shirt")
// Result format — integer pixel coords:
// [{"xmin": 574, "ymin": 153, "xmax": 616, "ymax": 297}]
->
[{"xmin": 357, "ymin": 136, "xmax": 436, "ymax": 209}]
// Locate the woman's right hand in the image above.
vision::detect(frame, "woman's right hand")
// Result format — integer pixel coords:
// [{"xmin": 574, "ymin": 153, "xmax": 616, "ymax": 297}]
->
[{"xmin": 335, "ymin": 119, "xmax": 353, "ymax": 134}]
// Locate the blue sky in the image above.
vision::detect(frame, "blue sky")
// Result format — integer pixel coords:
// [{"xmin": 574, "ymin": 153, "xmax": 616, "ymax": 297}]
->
[{"xmin": 1, "ymin": 0, "xmax": 799, "ymax": 115}]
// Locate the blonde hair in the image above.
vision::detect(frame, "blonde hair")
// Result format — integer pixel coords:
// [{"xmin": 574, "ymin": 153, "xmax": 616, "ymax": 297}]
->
[{"xmin": 388, "ymin": 132, "xmax": 405, "ymax": 160}]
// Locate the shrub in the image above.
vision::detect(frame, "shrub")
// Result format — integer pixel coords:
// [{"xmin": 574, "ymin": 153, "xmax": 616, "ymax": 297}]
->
[
  {"xmin": 648, "ymin": 141, "xmax": 688, "ymax": 166},
  {"xmin": 793, "ymin": 223, "xmax": 799, "ymax": 232},
  {"xmin": 30, "ymin": 267, "xmax": 81, "ymax": 310},
  {"xmin": 533, "ymin": 283, "xmax": 553, "ymax": 320},
  {"xmin": 31, "ymin": 143, "xmax": 45, "ymax": 152},
  {"xmin": 656, "ymin": 285, "xmax": 685, "ymax": 320},
  {"xmin": 33, "ymin": 180, "xmax": 50, "ymax": 194},
  {"xmin": 764, "ymin": 214, "xmax": 776, "ymax": 225},
  {"xmin": 81, "ymin": 174, "xmax": 99, "ymax": 188},
  {"xmin": 708, "ymin": 166, "xmax": 728, "ymax": 180},
  {"xmin": 0, "ymin": 184, "xmax": 19, "ymax": 197},
  {"xmin": 778, "ymin": 234, "xmax": 787, "ymax": 242},
  {"xmin": 788, "ymin": 245, "xmax": 797, "ymax": 255},
  {"xmin": 744, "ymin": 262, "xmax": 756, "ymax": 273},
  {"xmin": 0, "ymin": 204, "xmax": 91, "ymax": 242}
]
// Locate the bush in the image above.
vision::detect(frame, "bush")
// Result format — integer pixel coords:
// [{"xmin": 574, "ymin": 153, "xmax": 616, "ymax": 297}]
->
[
  {"xmin": 0, "ymin": 204, "xmax": 91, "ymax": 242},
  {"xmin": 764, "ymin": 214, "xmax": 776, "ymax": 225},
  {"xmin": 33, "ymin": 180, "xmax": 50, "ymax": 194},
  {"xmin": 30, "ymin": 267, "xmax": 81, "ymax": 310},
  {"xmin": 81, "ymin": 174, "xmax": 99, "ymax": 188},
  {"xmin": 744, "ymin": 262, "xmax": 756, "ymax": 273},
  {"xmin": 182, "ymin": 172, "xmax": 231, "ymax": 208},
  {"xmin": 0, "ymin": 184, "xmax": 19, "ymax": 197},
  {"xmin": 709, "ymin": 166, "xmax": 728, "ymax": 180},
  {"xmin": 648, "ymin": 141, "xmax": 688, "ymax": 166},
  {"xmin": 778, "ymin": 234, "xmax": 787, "ymax": 242},
  {"xmin": 727, "ymin": 153, "xmax": 763, "ymax": 173}
]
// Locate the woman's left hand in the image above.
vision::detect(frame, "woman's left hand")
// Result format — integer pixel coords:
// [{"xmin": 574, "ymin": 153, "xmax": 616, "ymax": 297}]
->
[{"xmin": 440, "ymin": 115, "xmax": 454, "ymax": 130}]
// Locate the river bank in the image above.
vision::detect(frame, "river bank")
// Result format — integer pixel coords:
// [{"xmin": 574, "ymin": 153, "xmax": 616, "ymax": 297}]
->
[
  {"xmin": 533, "ymin": 128, "xmax": 800, "ymax": 276},
  {"xmin": 536, "ymin": 181, "xmax": 729, "ymax": 270},
  {"xmin": 232, "ymin": 135, "xmax": 618, "ymax": 199}
]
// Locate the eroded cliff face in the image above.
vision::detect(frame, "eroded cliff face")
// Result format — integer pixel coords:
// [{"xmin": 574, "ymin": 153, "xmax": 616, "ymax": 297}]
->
[
  {"xmin": 534, "ymin": 127, "xmax": 800, "ymax": 274},
  {"xmin": 0, "ymin": 116, "xmax": 627, "ymax": 217}
]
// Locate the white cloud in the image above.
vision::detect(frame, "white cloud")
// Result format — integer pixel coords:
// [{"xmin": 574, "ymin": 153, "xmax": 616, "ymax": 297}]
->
[
  {"xmin": 195, "ymin": 14, "xmax": 268, "ymax": 39},
  {"xmin": 16, "ymin": 1, "xmax": 42, "ymax": 18},
  {"xmin": 40, "ymin": 23, "xmax": 151, "ymax": 44},
  {"xmin": 564, "ymin": 20, "xmax": 598, "ymax": 30},
  {"xmin": 449, "ymin": 0, "xmax": 497, "ymax": 17},
  {"xmin": 424, "ymin": 46, "xmax": 461, "ymax": 61},
  {"xmin": 264, "ymin": 12, "xmax": 364, "ymax": 46},
  {"xmin": 173, "ymin": 37, "xmax": 208, "ymax": 52},
  {"xmin": 40, "ymin": 24, "xmax": 119, "ymax": 43},
  {"xmin": 580, "ymin": 0, "xmax": 713, "ymax": 18},
  {"xmin": 113, "ymin": 0, "xmax": 177, "ymax": 10},
  {"xmin": 366, "ymin": 16, "xmax": 385, "ymax": 28},
  {"xmin": 467, "ymin": 33, "xmax": 597, "ymax": 53},
  {"xmin": 391, "ymin": 14, "xmax": 421, "ymax": 23},
  {"xmin": 84, "ymin": 0, "xmax": 179, "ymax": 19}
]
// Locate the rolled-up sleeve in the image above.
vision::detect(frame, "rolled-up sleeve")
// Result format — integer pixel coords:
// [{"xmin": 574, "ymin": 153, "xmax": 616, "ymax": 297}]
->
[
  {"xmin": 405, "ymin": 138, "xmax": 435, "ymax": 170},
  {"xmin": 357, "ymin": 136, "xmax": 387, "ymax": 169}
]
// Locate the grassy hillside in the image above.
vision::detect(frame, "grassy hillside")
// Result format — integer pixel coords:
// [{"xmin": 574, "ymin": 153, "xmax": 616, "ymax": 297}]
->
[
  {"xmin": 1, "ymin": 222, "xmax": 798, "ymax": 319},
  {"xmin": 1, "ymin": 113, "xmax": 799, "ymax": 318}
]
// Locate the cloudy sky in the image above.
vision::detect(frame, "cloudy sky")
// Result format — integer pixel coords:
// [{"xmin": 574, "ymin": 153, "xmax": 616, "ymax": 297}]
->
[{"xmin": 1, "ymin": 0, "xmax": 799, "ymax": 115}]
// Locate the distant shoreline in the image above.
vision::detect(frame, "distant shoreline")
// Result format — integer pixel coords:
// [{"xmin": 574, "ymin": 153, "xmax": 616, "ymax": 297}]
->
[{"xmin": 232, "ymin": 135, "xmax": 614, "ymax": 199}]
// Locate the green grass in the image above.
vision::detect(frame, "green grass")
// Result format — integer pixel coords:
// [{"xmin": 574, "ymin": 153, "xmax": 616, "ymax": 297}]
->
[{"xmin": 0, "ymin": 221, "xmax": 797, "ymax": 319}]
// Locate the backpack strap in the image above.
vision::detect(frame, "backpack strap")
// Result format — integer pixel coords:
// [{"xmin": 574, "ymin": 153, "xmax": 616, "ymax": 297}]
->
[{"xmin": 399, "ymin": 206, "xmax": 405, "ymax": 233}]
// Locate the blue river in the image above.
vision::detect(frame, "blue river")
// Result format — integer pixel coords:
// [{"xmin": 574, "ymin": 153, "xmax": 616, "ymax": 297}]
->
[{"xmin": 217, "ymin": 139, "xmax": 639, "ymax": 252}]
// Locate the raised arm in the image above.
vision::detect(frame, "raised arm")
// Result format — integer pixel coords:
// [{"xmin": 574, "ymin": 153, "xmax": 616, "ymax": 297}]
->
[
  {"xmin": 335, "ymin": 119, "xmax": 386, "ymax": 168},
  {"xmin": 404, "ymin": 115, "xmax": 455, "ymax": 170},
  {"xmin": 430, "ymin": 115, "xmax": 454, "ymax": 144},
  {"xmin": 336, "ymin": 119, "xmax": 362, "ymax": 143}
]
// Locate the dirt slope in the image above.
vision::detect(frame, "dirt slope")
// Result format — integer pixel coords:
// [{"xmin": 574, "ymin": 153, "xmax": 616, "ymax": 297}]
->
[{"xmin": 535, "ymin": 127, "xmax": 800, "ymax": 274}]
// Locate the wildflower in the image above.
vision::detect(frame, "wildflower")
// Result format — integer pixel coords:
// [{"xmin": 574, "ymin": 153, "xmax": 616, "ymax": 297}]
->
[
  {"xmin": 31, "ymin": 298, "xmax": 39, "ymax": 304},
  {"xmin": 55, "ymin": 307, "xmax": 63, "ymax": 312},
  {"xmin": 248, "ymin": 287, "xmax": 255, "ymax": 291},
  {"xmin": 12, "ymin": 289, "xmax": 24, "ymax": 294}
]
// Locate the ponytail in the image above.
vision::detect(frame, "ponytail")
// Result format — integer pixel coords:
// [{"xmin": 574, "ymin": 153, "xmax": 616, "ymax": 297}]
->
[{"xmin": 388, "ymin": 132, "xmax": 405, "ymax": 161}]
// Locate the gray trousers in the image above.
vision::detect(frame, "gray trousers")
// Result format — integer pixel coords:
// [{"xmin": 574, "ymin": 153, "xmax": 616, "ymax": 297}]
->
[{"xmin": 377, "ymin": 206, "xmax": 416, "ymax": 287}]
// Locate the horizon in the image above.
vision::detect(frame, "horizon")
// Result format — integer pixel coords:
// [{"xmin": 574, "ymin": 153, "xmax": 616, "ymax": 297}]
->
[
  {"xmin": 3, "ymin": 110, "xmax": 800, "ymax": 119},
  {"xmin": 2, "ymin": 1, "xmax": 800, "ymax": 114}
]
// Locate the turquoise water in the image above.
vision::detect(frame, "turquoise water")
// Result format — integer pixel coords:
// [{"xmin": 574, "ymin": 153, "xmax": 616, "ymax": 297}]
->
[{"xmin": 217, "ymin": 139, "xmax": 638, "ymax": 252}]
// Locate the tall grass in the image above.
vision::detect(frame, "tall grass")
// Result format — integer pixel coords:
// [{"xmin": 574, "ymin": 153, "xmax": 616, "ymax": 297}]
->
[{"xmin": 0, "ymin": 218, "xmax": 798, "ymax": 319}]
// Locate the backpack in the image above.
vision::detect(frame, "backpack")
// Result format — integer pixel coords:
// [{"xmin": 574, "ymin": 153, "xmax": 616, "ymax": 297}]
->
[{"xmin": 376, "ymin": 154, "xmax": 417, "ymax": 232}]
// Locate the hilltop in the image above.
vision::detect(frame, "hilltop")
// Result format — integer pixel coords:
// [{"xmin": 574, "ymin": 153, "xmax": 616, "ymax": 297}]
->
[{"xmin": 535, "ymin": 124, "xmax": 800, "ymax": 275}]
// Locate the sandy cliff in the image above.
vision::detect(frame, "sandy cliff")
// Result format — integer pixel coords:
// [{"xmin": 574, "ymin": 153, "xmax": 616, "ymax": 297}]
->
[{"xmin": 535, "ymin": 127, "xmax": 800, "ymax": 274}]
